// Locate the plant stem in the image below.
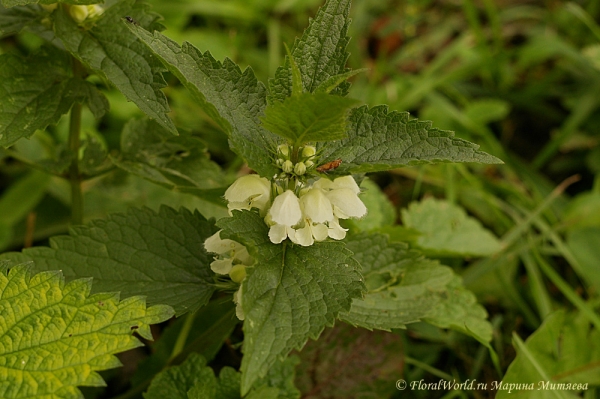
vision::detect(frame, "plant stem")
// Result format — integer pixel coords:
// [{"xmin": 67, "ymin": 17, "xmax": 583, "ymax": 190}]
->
[{"xmin": 68, "ymin": 103, "xmax": 83, "ymax": 225}]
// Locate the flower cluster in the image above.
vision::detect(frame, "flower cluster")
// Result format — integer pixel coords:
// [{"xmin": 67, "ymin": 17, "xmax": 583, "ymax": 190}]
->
[
  {"xmin": 42, "ymin": 3, "xmax": 105, "ymax": 24},
  {"xmin": 275, "ymin": 144, "xmax": 316, "ymax": 178},
  {"xmin": 204, "ymin": 230, "xmax": 251, "ymax": 320},
  {"xmin": 221, "ymin": 171, "xmax": 367, "ymax": 247},
  {"xmin": 266, "ymin": 175, "xmax": 367, "ymax": 246}
]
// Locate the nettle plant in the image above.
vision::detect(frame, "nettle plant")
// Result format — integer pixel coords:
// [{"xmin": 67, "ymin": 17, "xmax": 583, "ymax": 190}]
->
[{"xmin": 0, "ymin": 0, "xmax": 503, "ymax": 397}]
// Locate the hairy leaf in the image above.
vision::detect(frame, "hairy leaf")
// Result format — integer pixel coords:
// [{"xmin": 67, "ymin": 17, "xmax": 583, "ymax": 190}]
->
[
  {"xmin": 318, "ymin": 105, "xmax": 503, "ymax": 174},
  {"xmin": 498, "ymin": 310, "xmax": 600, "ymax": 398},
  {"xmin": 340, "ymin": 233, "xmax": 492, "ymax": 342},
  {"xmin": 261, "ymin": 92, "xmax": 358, "ymax": 145},
  {"xmin": 0, "ymin": 206, "xmax": 218, "ymax": 316},
  {"xmin": 217, "ymin": 210, "xmax": 365, "ymax": 394},
  {"xmin": 53, "ymin": 0, "xmax": 176, "ymax": 134},
  {"xmin": 0, "ymin": 4, "xmax": 40, "ymax": 37},
  {"xmin": 112, "ymin": 118, "xmax": 230, "ymax": 203},
  {"xmin": 0, "ymin": 263, "xmax": 174, "ymax": 399},
  {"xmin": 126, "ymin": 21, "xmax": 279, "ymax": 177},
  {"xmin": 402, "ymin": 197, "xmax": 502, "ymax": 257},
  {"xmin": 145, "ymin": 352, "xmax": 297, "ymax": 399},
  {"xmin": 269, "ymin": 0, "xmax": 351, "ymax": 102},
  {"xmin": 0, "ymin": 46, "xmax": 101, "ymax": 147}
]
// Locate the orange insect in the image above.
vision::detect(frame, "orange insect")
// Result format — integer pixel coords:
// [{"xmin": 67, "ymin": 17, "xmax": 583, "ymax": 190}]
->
[{"xmin": 316, "ymin": 158, "xmax": 342, "ymax": 173}]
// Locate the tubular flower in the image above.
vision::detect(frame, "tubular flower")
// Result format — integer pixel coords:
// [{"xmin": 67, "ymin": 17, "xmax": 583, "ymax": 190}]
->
[
  {"xmin": 204, "ymin": 230, "xmax": 253, "ymax": 275},
  {"xmin": 266, "ymin": 190, "xmax": 302, "ymax": 244},
  {"xmin": 224, "ymin": 174, "xmax": 271, "ymax": 216}
]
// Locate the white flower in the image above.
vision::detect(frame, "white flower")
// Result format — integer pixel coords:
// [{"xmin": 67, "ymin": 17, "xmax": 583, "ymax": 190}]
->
[
  {"xmin": 313, "ymin": 175, "xmax": 360, "ymax": 194},
  {"xmin": 268, "ymin": 190, "xmax": 302, "ymax": 226},
  {"xmin": 326, "ymin": 188, "xmax": 367, "ymax": 219},
  {"xmin": 327, "ymin": 217, "xmax": 348, "ymax": 240},
  {"xmin": 225, "ymin": 174, "xmax": 271, "ymax": 215},
  {"xmin": 291, "ymin": 219, "xmax": 329, "ymax": 246},
  {"xmin": 204, "ymin": 230, "xmax": 253, "ymax": 274},
  {"xmin": 299, "ymin": 188, "xmax": 334, "ymax": 223},
  {"xmin": 233, "ymin": 287, "xmax": 244, "ymax": 320},
  {"xmin": 69, "ymin": 5, "xmax": 89, "ymax": 23}
]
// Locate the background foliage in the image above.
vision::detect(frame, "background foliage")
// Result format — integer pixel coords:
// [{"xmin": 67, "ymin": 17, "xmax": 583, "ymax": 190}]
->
[{"xmin": 1, "ymin": 0, "xmax": 600, "ymax": 398}]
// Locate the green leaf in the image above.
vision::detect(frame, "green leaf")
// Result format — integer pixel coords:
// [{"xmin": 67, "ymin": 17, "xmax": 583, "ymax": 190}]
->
[
  {"xmin": 144, "ymin": 353, "xmax": 214, "ymax": 399},
  {"xmin": 0, "ymin": 206, "xmax": 218, "ymax": 316},
  {"xmin": 145, "ymin": 352, "xmax": 296, "ymax": 399},
  {"xmin": 0, "ymin": 4, "xmax": 40, "ymax": 37},
  {"xmin": 498, "ymin": 310, "xmax": 600, "ymax": 398},
  {"xmin": 1, "ymin": 0, "xmax": 100, "ymax": 6},
  {"xmin": 217, "ymin": 210, "xmax": 365, "ymax": 394},
  {"xmin": 295, "ymin": 324, "xmax": 404, "ymax": 399},
  {"xmin": 567, "ymin": 227, "xmax": 600, "ymax": 291},
  {"xmin": 126, "ymin": 21, "xmax": 279, "ymax": 177},
  {"xmin": 269, "ymin": 0, "xmax": 352, "ymax": 102},
  {"xmin": 0, "ymin": 46, "xmax": 93, "ymax": 147},
  {"xmin": 401, "ymin": 197, "xmax": 502, "ymax": 257},
  {"xmin": 53, "ymin": 1, "xmax": 177, "ymax": 134},
  {"xmin": 261, "ymin": 93, "xmax": 359, "ymax": 146},
  {"xmin": 0, "ymin": 263, "xmax": 174, "ymax": 399},
  {"xmin": 112, "ymin": 118, "xmax": 230, "ymax": 203},
  {"xmin": 317, "ymin": 105, "xmax": 503, "ymax": 174},
  {"xmin": 340, "ymin": 233, "xmax": 492, "ymax": 342}
]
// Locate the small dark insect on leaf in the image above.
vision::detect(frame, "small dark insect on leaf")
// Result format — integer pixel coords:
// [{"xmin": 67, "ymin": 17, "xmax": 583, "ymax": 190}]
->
[
  {"xmin": 124, "ymin": 16, "xmax": 139, "ymax": 25},
  {"xmin": 316, "ymin": 159, "xmax": 342, "ymax": 173}
]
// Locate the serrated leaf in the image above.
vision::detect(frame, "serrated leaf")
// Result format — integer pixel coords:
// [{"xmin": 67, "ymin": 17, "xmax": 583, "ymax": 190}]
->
[
  {"xmin": 295, "ymin": 324, "xmax": 404, "ymax": 399},
  {"xmin": 217, "ymin": 210, "xmax": 365, "ymax": 394},
  {"xmin": 0, "ymin": 4, "xmax": 40, "ymax": 37},
  {"xmin": 0, "ymin": 46, "xmax": 94, "ymax": 147},
  {"xmin": 269, "ymin": 0, "xmax": 351, "ymax": 102},
  {"xmin": 144, "ymin": 353, "xmax": 214, "ymax": 399},
  {"xmin": 0, "ymin": 263, "xmax": 174, "ymax": 399},
  {"xmin": 497, "ymin": 310, "xmax": 600, "ymax": 398},
  {"xmin": 53, "ymin": 1, "xmax": 176, "ymax": 134},
  {"xmin": 340, "ymin": 233, "xmax": 492, "ymax": 342},
  {"xmin": 402, "ymin": 197, "xmax": 502, "ymax": 257},
  {"xmin": 317, "ymin": 105, "xmax": 503, "ymax": 174},
  {"xmin": 2, "ymin": 0, "xmax": 101, "ymax": 6},
  {"xmin": 146, "ymin": 352, "xmax": 295, "ymax": 399},
  {"xmin": 0, "ymin": 206, "xmax": 218, "ymax": 316},
  {"xmin": 126, "ymin": 22, "xmax": 279, "ymax": 177},
  {"xmin": 261, "ymin": 93, "xmax": 359, "ymax": 146},
  {"xmin": 112, "ymin": 118, "xmax": 230, "ymax": 203}
]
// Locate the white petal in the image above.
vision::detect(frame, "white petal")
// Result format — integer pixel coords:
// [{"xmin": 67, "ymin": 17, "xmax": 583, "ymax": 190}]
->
[
  {"xmin": 234, "ymin": 246, "xmax": 253, "ymax": 266},
  {"xmin": 204, "ymin": 231, "xmax": 236, "ymax": 255},
  {"xmin": 312, "ymin": 223, "xmax": 329, "ymax": 241},
  {"xmin": 328, "ymin": 218, "xmax": 348, "ymax": 240},
  {"xmin": 233, "ymin": 288, "xmax": 245, "ymax": 320},
  {"xmin": 331, "ymin": 175, "xmax": 361, "ymax": 194},
  {"xmin": 224, "ymin": 175, "xmax": 271, "ymax": 206},
  {"xmin": 313, "ymin": 177, "xmax": 335, "ymax": 191},
  {"xmin": 211, "ymin": 258, "xmax": 233, "ymax": 274},
  {"xmin": 293, "ymin": 225, "xmax": 314, "ymax": 246},
  {"xmin": 268, "ymin": 190, "xmax": 302, "ymax": 226},
  {"xmin": 300, "ymin": 188, "xmax": 334, "ymax": 223},
  {"xmin": 269, "ymin": 224, "xmax": 289, "ymax": 244},
  {"xmin": 227, "ymin": 201, "xmax": 251, "ymax": 215},
  {"xmin": 326, "ymin": 188, "xmax": 367, "ymax": 219}
]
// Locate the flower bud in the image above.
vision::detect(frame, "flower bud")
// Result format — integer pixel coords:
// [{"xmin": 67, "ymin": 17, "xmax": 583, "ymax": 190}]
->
[
  {"xmin": 69, "ymin": 5, "xmax": 89, "ymax": 23},
  {"xmin": 305, "ymin": 160, "xmax": 314, "ymax": 169},
  {"xmin": 302, "ymin": 145, "xmax": 316, "ymax": 158},
  {"xmin": 294, "ymin": 161, "xmax": 307, "ymax": 176},
  {"xmin": 229, "ymin": 265, "xmax": 247, "ymax": 283},
  {"xmin": 282, "ymin": 160, "xmax": 294, "ymax": 174},
  {"xmin": 277, "ymin": 144, "xmax": 290, "ymax": 158},
  {"xmin": 41, "ymin": 3, "xmax": 58, "ymax": 12}
]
